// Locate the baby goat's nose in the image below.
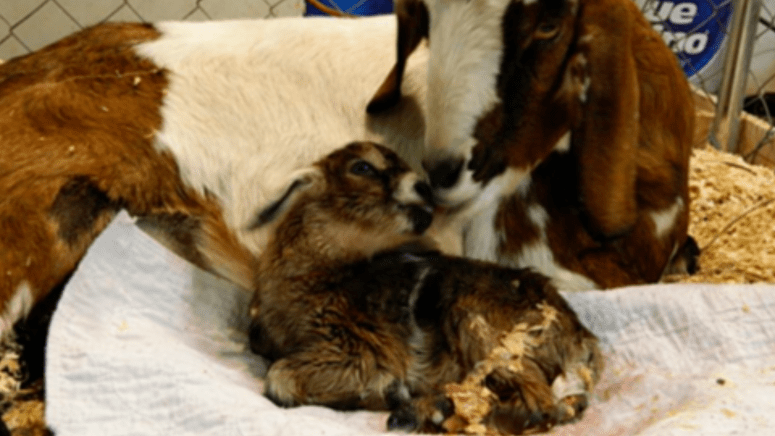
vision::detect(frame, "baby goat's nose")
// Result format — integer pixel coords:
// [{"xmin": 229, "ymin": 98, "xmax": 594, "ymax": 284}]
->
[{"xmin": 423, "ymin": 158, "xmax": 463, "ymax": 189}]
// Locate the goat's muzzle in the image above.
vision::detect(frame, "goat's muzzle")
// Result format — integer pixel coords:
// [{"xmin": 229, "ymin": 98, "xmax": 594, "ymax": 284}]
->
[{"xmin": 423, "ymin": 157, "xmax": 464, "ymax": 190}]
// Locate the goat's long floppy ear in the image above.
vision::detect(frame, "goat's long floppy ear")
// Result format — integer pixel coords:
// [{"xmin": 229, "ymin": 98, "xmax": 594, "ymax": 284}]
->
[
  {"xmin": 366, "ymin": 0, "xmax": 428, "ymax": 113},
  {"xmin": 574, "ymin": 0, "xmax": 639, "ymax": 238},
  {"xmin": 247, "ymin": 168, "xmax": 322, "ymax": 230}
]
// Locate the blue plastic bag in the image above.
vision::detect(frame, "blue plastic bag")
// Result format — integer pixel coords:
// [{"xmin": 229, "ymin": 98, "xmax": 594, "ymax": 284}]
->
[{"xmin": 305, "ymin": 0, "xmax": 393, "ymax": 16}]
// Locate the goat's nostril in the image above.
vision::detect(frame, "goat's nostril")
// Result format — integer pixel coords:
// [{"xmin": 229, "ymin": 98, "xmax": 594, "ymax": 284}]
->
[
  {"xmin": 424, "ymin": 158, "xmax": 463, "ymax": 189},
  {"xmin": 413, "ymin": 181, "xmax": 434, "ymax": 205}
]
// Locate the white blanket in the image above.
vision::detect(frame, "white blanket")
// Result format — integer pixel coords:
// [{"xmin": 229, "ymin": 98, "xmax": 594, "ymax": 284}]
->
[{"xmin": 46, "ymin": 212, "xmax": 775, "ymax": 435}]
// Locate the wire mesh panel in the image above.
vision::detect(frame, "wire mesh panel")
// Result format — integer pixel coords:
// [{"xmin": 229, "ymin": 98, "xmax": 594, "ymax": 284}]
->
[
  {"xmin": 1, "ymin": 0, "xmax": 774, "ymax": 163},
  {"xmin": 0, "ymin": 0, "xmax": 304, "ymax": 60},
  {"xmin": 742, "ymin": 2, "xmax": 775, "ymax": 163},
  {"xmin": 636, "ymin": 0, "xmax": 775, "ymax": 164}
]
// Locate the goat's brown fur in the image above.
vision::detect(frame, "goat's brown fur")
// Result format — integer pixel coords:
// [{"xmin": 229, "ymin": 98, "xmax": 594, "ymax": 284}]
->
[
  {"xmin": 370, "ymin": 0, "xmax": 697, "ymax": 289},
  {"xmin": 0, "ymin": 23, "xmax": 241, "ymax": 316},
  {"xmin": 247, "ymin": 142, "xmax": 602, "ymax": 433}
]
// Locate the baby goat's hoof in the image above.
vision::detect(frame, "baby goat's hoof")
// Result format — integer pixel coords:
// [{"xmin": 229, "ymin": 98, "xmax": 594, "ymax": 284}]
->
[
  {"xmin": 432, "ymin": 398, "xmax": 454, "ymax": 425},
  {"xmin": 416, "ymin": 395, "xmax": 455, "ymax": 433},
  {"xmin": 553, "ymin": 393, "xmax": 589, "ymax": 424},
  {"xmin": 387, "ymin": 407, "xmax": 418, "ymax": 432},
  {"xmin": 387, "ymin": 395, "xmax": 454, "ymax": 433}
]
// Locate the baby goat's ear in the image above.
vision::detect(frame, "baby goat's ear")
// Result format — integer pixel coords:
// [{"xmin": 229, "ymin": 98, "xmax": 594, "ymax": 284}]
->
[{"xmin": 247, "ymin": 168, "xmax": 323, "ymax": 230}]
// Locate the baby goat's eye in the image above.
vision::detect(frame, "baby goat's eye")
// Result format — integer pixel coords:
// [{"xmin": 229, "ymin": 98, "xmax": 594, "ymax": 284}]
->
[{"xmin": 350, "ymin": 160, "xmax": 378, "ymax": 177}]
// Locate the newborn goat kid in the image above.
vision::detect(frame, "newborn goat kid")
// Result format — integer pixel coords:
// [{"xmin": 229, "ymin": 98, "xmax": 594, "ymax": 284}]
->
[{"xmin": 248, "ymin": 142, "xmax": 602, "ymax": 434}]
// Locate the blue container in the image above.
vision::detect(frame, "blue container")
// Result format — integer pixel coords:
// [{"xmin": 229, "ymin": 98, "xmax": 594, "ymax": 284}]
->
[
  {"xmin": 640, "ymin": 0, "xmax": 733, "ymax": 92},
  {"xmin": 305, "ymin": 0, "xmax": 394, "ymax": 16}
]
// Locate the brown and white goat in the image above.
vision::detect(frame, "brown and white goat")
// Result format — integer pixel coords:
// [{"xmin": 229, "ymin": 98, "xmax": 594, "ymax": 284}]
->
[
  {"xmin": 246, "ymin": 141, "xmax": 603, "ymax": 434},
  {"xmin": 0, "ymin": 16, "xmax": 430, "ymax": 334},
  {"xmin": 368, "ymin": 0, "xmax": 699, "ymax": 290}
]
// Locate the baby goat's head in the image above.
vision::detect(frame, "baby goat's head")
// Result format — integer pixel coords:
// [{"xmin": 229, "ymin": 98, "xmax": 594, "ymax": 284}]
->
[{"xmin": 249, "ymin": 141, "xmax": 435, "ymax": 265}]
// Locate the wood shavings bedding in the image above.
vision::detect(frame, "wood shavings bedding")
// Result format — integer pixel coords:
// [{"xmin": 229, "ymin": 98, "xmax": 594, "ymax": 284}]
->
[
  {"xmin": 672, "ymin": 146, "xmax": 775, "ymax": 284},
  {"xmin": 0, "ymin": 333, "xmax": 48, "ymax": 435}
]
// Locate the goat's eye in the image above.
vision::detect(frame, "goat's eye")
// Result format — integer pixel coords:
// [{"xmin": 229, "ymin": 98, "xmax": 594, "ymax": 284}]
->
[
  {"xmin": 350, "ymin": 160, "xmax": 377, "ymax": 177},
  {"xmin": 535, "ymin": 22, "xmax": 560, "ymax": 39}
]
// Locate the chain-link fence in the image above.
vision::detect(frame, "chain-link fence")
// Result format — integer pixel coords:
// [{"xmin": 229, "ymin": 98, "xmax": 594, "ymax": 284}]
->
[
  {"xmin": 1, "ymin": 0, "xmax": 774, "ymax": 166},
  {"xmin": 636, "ymin": 0, "xmax": 775, "ymax": 167},
  {"xmin": 738, "ymin": 1, "xmax": 775, "ymax": 165},
  {"xmin": 0, "ymin": 0, "xmax": 304, "ymax": 59}
]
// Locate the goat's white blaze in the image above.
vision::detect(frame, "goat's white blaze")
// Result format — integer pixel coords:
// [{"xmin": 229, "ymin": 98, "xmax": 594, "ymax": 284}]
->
[
  {"xmin": 423, "ymin": 0, "xmax": 510, "ymax": 203},
  {"xmin": 513, "ymin": 204, "xmax": 599, "ymax": 291},
  {"xmin": 1, "ymin": 281, "xmax": 34, "ymax": 333},
  {"xmin": 650, "ymin": 197, "xmax": 684, "ymax": 239}
]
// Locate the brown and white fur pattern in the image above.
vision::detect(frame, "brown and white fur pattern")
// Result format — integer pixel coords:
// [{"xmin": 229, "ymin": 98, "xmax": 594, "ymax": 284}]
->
[
  {"xmin": 0, "ymin": 3, "xmax": 699, "ymax": 336},
  {"xmin": 368, "ymin": 0, "xmax": 699, "ymax": 290},
  {"xmin": 0, "ymin": 16, "xmax": 430, "ymax": 334},
  {"xmin": 245, "ymin": 142, "xmax": 602, "ymax": 433}
]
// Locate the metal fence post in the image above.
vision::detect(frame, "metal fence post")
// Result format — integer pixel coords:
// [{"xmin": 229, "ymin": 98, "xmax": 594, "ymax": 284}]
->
[{"xmin": 710, "ymin": 0, "xmax": 762, "ymax": 153}]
